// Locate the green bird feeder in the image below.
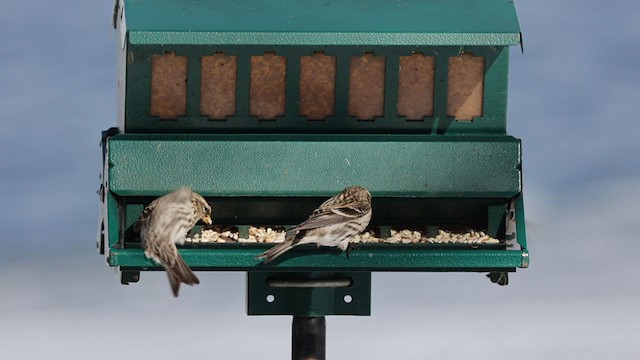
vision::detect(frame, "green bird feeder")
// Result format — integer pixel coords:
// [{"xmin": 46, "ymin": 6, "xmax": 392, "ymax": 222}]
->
[{"xmin": 99, "ymin": 1, "xmax": 527, "ymax": 354}]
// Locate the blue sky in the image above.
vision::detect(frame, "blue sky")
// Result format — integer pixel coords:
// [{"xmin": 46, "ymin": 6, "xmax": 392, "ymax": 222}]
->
[{"xmin": 1, "ymin": 1, "xmax": 639, "ymax": 359}]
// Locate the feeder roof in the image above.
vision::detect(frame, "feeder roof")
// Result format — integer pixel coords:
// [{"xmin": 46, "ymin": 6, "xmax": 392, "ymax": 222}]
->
[{"xmin": 123, "ymin": 0, "xmax": 521, "ymax": 46}]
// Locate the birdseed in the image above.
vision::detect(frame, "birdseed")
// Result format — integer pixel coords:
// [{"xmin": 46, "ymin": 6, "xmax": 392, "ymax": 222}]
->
[{"xmin": 185, "ymin": 226, "xmax": 500, "ymax": 245}]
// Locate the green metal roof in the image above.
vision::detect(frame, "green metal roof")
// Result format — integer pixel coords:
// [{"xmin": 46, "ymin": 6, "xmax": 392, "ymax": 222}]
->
[{"xmin": 123, "ymin": 0, "xmax": 522, "ymax": 46}]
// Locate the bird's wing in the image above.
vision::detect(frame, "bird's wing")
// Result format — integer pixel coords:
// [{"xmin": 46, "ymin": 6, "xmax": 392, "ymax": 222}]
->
[
  {"xmin": 145, "ymin": 234, "xmax": 180, "ymax": 267},
  {"xmin": 289, "ymin": 206, "xmax": 365, "ymax": 232}
]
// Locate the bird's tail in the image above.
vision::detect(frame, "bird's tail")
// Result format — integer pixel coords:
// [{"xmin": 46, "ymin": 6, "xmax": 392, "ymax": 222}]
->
[
  {"xmin": 165, "ymin": 255, "xmax": 200, "ymax": 297},
  {"xmin": 256, "ymin": 241, "xmax": 296, "ymax": 264}
]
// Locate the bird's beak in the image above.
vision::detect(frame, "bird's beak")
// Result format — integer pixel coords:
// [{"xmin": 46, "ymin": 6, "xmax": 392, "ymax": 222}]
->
[{"xmin": 202, "ymin": 215, "xmax": 213, "ymax": 225}]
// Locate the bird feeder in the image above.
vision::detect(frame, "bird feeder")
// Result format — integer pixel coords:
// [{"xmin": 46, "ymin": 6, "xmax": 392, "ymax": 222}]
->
[{"xmin": 99, "ymin": 0, "xmax": 527, "ymax": 326}]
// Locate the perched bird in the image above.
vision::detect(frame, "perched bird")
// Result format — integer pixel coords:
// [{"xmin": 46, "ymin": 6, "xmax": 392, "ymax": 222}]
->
[
  {"xmin": 256, "ymin": 186, "xmax": 372, "ymax": 264},
  {"xmin": 135, "ymin": 187, "xmax": 212, "ymax": 296}
]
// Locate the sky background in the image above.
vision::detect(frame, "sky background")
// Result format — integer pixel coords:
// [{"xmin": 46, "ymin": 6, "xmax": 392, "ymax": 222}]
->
[{"xmin": 1, "ymin": 0, "xmax": 639, "ymax": 359}]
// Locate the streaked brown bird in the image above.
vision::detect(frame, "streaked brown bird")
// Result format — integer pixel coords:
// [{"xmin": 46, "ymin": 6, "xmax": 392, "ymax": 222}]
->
[
  {"xmin": 256, "ymin": 186, "xmax": 372, "ymax": 264},
  {"xmin": 135, "ymin": 187, "xmax": 212, "ymax": 296}
]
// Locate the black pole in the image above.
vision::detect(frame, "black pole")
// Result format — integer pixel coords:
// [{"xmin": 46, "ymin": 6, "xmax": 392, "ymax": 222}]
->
[{"xmin": 292, "ymin": 316, "xmax": 326, "ymax": 360}]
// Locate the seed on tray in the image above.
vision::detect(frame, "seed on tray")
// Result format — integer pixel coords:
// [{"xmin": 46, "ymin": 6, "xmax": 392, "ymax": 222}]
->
[{"xmin": 184, "ymin": 226, "xmax": 500, "ymax": 245}]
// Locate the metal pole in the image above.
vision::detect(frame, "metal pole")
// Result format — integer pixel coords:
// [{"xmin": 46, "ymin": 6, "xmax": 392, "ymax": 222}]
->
[{"xmin": 292, "ymin": 316, "xmax": 326, "ymax": 360}]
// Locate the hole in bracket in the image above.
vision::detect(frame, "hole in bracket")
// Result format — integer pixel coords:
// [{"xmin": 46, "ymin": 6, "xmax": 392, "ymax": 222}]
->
[
  {"xmin": 266, "ymin": 294, "xmax": 275, "ymax": 303},
  {"xmin": 343, "ymin": 295, "xmax": 353, "ymax": 304},
  {"xmin": 266, "ymin": 278, "xmax": 352, "ymax": 288}
]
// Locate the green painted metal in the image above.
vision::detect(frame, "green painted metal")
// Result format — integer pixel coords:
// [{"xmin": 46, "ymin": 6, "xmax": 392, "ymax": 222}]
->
[
  {"xmin": 515, "ymin": 193, "xmax": 529, "ymax": 261},
  {"xmin": 102, "ymin": 0, "xmax": 529, "ymax": 288},
  {"xmin": 487, "ymin": 203, "xmax": 508, "ymax": 238},
  {"xmin": 107, "ymin": 134, "xmax": 521, "ymax": 198},
  {"xmin": 125, "ymin": 45, "xmax": 510, "ymax": 134},
  {"xmin": 106, "ymin": 192, "xmax": 119, "ymax": 249},
  {"xmin": 125, "ymin": 204, "xmax": 143, "ymax": 230},
  {"xmin": 247, "ymin": 272, "xmax": 371, "ymax": 316},
  {"xmin": 124, "ymin": 0, "xmax": 520, "ymax": 46},
  {"xmin": 101, "ymin": 129, "xmax": 528, "ymax": 274},
  {"xmin": 109, "ymin": 247, "xmax": 527, "ymax": 270},
  {"xmin": 128, "ymin": 32, "xmax": 521, "ymax": 47}
]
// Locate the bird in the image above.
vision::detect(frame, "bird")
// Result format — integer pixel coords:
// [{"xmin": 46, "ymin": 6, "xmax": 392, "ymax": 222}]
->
[
  {"xmin": 256, "ymin": 186, "xmax": 372, "ymax": 264},
  {"xmin": 134, "ymin": 187, "xmax": 212, "ymax": 296}
]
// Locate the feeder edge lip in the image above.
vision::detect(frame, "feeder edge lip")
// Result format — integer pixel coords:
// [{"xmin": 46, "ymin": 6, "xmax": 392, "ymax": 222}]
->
[
  {"xmin": 122, "ymin": 0, "xmax": 521, "ymax": 46},
  {"xmin": 127, "ymin": 31, "xmax": 522, "ymax": 47}
]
